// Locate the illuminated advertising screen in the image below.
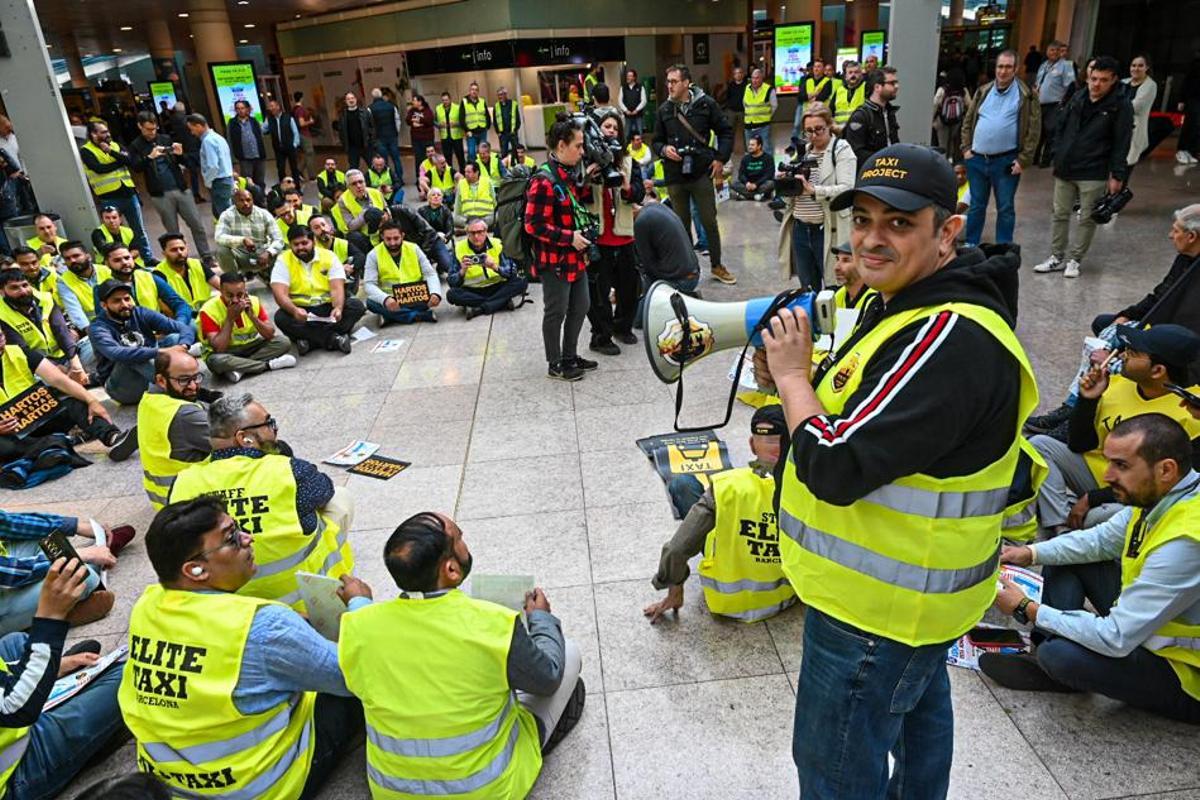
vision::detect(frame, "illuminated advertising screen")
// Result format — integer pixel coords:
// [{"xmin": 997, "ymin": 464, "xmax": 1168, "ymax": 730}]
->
[
  {"xmin": 860, "ymin": 30, "xmax": 887, "ymax": 65},
  {"xmin": 773, "ymin": 23, "xmax": 814, "ymax": 95},
  {"xmin": 207, "ymin": 61, "xmax": 263, "ymax": 126},
  {"xmin": 836, "ymin": 47, "xmax": 859, "ymax": 73},
  {"xmin": 148, "ymin": 81, "xmax": 178, "ymax": 111}
]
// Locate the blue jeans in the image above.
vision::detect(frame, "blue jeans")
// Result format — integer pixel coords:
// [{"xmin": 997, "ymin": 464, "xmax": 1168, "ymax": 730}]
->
[
  {"xmin": 690, "ymin": 197, "xmax": 708, "ymax": 250},
  {"xmin": 790, "ymin": 220, "xmax": 825, "ymax": 290},
  {"xmin": 1, "ymin": 632, "xmax": 125, "ymax": 800},
  {"xmin": 367, "ymin": 298, "xmax": 433, "ymax": 324},
  {"xmin": 0, "ymin": 542, "xmax": 101, "ymax": 636},
  {"xmin": 105, "ymin": 332, "xmax": 186, "ymax": 405},
  {"xmin": 375, "ymin": 139, "xmax": 404, "ymax": 182},
  {"xmin": 210, "ymin": 176, "xmax": 234, "ymax": 218},
  {"xmin": 746, "ymin": 124, "xmax": 772, "ymax": 154},
  {"xmin": 794, "ymin": 609, "xmax": 954, "ymax": 800},
  {"xmin": 667, "ymin": 475, "xmax": 704, "ymax": 519},
  {"xmin": 103, "ymin": 194, "xmax": 152, "ymax": 261},
  {"xmin": 466, "ymin": 130, "xmax": 488, "ymax": 162},
  {"xmin": 964, "ymin": 151, "xmax": 1020, "ymax": 246},
  {"xmin": 429, "ymin": 239, "xmax": 456, "ymax": 275},
  {"xmin": 498, "ymin": 133, "xmax": 520, "ymax": 160}
]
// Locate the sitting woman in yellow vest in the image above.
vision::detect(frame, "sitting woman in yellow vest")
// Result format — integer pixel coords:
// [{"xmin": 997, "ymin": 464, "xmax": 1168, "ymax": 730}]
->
[
  {"xmin": 333, "ymin": 169, "xmax": 388, "ymax": 249},
  {"xmin": 271, "ymin": 225, "xmax": 368, "ymax": 356},
  {"xmin": 448, "ymin": 217, "xmax": 528, "ymax": 320},
  {"xmin": 1031, "ymin": 324, "xmax": 1200, "ymax": 537},
  {"xmin": 0, "ymin": 268, "xmax": 85, "ymax": 381},
  {"xmin": 198, "ymin": 272, "xmax": 297, "ymax": 384},
  {"xmin": 367, "ymin": 153, "xmax": 403, "ymax": 206},
  {"xmin": 27, "ymin": 213, "xmax": 67, "ymax": 269},
  {"xmin": 0, "ymin": 325, "xmax": 128, "ymax": 467},
  {"xmin": 985, "ymin": 414, "xmax": 1200, "ymax": 723},
  {"xmin": 420, "ymin": 151, "xmax": 458, "ymax": 209},
  {"xmin": 99, "ymin": 243, "xmax": 194, "ymax": 326},
  {"xmin": 503, "ymin": 143, "xmax": 538, "ymax": 173},
  {"xmin": 120, "ymin": 496, "xmax": 373, "ymax": 799},
  {"xmin": 131, "ymin": 348, "xmax": 215, "ymax": 505},
  {"xmin": 644, "ymin": 406, "xmax": 797, "ymax": 624},
  {"xmin": 339, "ymin": 511, "xmax": 586, "ymax": 799},
  {"xmin": 168, "ymin": 393, "xmax": 356, "ymax": 610},
  {"xmin": 156, "ymin": 233, "xmax": 218, "ymax": 314},
  {"xmin": 91, "ymin": 206, "xmax": 148, "ymax": 267},
  {"xmin": 0, "ymin": 556, "xmax": 128, "ymax": 799},
  {"xmin": 364, "ymin": 220, "xmax": 442, "ymax": 326},
  {"xmin": 453, "ymin": 162, "xmax": 496, "ymax": 232}
]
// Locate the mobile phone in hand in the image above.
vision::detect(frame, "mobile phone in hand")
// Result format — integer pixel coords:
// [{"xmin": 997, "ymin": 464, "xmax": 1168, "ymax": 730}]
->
[
  {"xmin": 966, "ymin": 627, "xmax": 1024, "ymax": 648},
  {"xmin": 39, "ymin": 531, "xmax": 80, "ymax": 565},
  {"xmin": 1165, "ymin": 383, "xmax": 1200, "ymax": 408}
]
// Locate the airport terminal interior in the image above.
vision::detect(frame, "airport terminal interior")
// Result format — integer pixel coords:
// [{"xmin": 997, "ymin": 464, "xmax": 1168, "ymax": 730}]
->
[{"xmin": 2, "ymin": 0, "xmax": 1200, "ymax": 797}]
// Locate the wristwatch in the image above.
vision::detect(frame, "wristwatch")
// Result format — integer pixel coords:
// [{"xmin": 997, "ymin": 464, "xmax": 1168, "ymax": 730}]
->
[{"xmin": 1012, "ymin": 597, "xmax": 1033, "ymax": 625}]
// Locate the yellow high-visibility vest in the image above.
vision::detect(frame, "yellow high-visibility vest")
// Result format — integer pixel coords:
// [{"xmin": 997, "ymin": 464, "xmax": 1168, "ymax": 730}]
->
[
  {"xmin": 169, "ymin": 453, "xmax": 354, "ymax": 611},
  {"xmin": 277, "ymin": 205, "xmax": 316, "ymax": 243},
  {"xmin": 1122, "ymin": 491, "xmax": 1200, "ymax": 699},
  {"xmin": 333, "ymin": 188, "xmax": 386, "ymax": 243},
  {"xmin": 700, "ymin": 468, "xmax": 797, "ymax": 622},
  {"xmin": 454, "ymin": 237, "xmax": 505, "ymax": 289},
  {"xmin": 57, "ymin": 264, "xmax": 112, "ymax": 322},
  {"xmin": 476, "ymin": 156, "xmax": 502, "ymax": 182},
  {"xmin": 778, "ymin": 302, "xmax": 1039, "ymax": 646},
  {"xmin": 1000, "ymin": 437, "xmax": 1049, "ymax": 543},
  {"xmin": 1085, "ymin": 376, "xmax": 1200, "ymax": 484},
  {"xmin": 461, "ymin": 98, "xmax": 488, "ymax": 131},
  {"xmin": 339, "ymin": 590, "xmax": 543, "ymax": 799},
  {"xmin": 317, "ymin": 169, "xmax": 346, "ymax": 193},
  {"xmin": 137, "ymin": 391, "xmax": 208, "ymax": 510},
  {"xmin": 455, "ymin": 177, "xmax": 495, "ymax": 219},
  {"xmin": 493, "ymin": 100, "xmax": 519, "ymax": 133},
  {"xmin": 278, "ymin": 248, "xmax": 337, "ymax": 308},
  {"xmin": 155, "ymin": 259, "xmax": 212, "ymax": 310},
  {"xmin": 428, "ymin": 166, "xmax": 455, "ymax": 192},
  {"xmin": 435, "ymin": 103, "xmax": 465, "ymax": 140},
  {"xmin": 93, "ymin": 225, "xmax": 145, "ymax": 266},
  {"xmin": 316, "ymin": 236, "xmax": 350, "ymax": 265},
  {"xmin": 0, "ymin": 657, "xmax": 30, "ymax": 793},
  {"xmin": 372, "ymin": 241, "xmax": 424, "ymax": 293},
  {"xmin": 119, "ymin": 585, "xmax": 317, "ymax": 799},
  {"xmin": 26, "ymin": 235, "xmax": 66, "ymax": 268},
  {"xmin": 0, "ymin": 292, "xmax": 64, "ymax": 359},
  {"xmin": 743, "ymin": 84, "xmax": 774, "ymax": 125},
  {"xmin": 804, "ymin": 76, "xmax": 831, "ymax": 102},
  {"xmin": 115, "ymin": 268, "xmax": 161, "ymax": 315},
  {"xmin": 198, "ymin": 294, "xmax": 265, "ymax": 353},
  {"xmin": 0, "ymin": 345, "xmax": 36, "ymax": 401},
  {"xmin": 833, "ymin": 82, "xmax": 867, "ymax": 125},
  {"xmin": 80, "ymin": 140, "xmax": 136, "ymax": 196}
]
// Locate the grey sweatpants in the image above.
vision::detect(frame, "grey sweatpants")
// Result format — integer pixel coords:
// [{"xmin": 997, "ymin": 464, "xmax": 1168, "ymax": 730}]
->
[
  {"xmin": 1030, "ymin": 433, "xmax": 1122, "ymax": 531},
  {"xmin": 150, "ymin": 189, "xmax": 213, "ymax": 258},
  {"xmin": 540, "ymin": 269, "xmax": 590, "ymax": 363}
]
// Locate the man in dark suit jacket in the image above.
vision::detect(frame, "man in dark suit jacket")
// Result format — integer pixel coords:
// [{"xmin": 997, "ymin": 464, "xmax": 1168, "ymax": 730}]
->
[
  {"xmin": 337, "ymin": 92, "xmax": 375, "ymax": 172},
  {"xmin": 265, "ymin": 99, "xmax": 301, "ymax": 183},
  {"xmin": 226, "ymin": 100, "xmax": 267, "ymax": 188}
]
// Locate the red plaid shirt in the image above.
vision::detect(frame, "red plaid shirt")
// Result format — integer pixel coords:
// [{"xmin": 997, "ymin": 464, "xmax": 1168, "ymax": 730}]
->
[{"xmin": 523, "ymin": 161, "xmax": 593, "ymax": 282}]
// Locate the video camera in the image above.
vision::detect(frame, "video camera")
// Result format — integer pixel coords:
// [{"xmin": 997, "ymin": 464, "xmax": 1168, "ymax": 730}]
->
[
  {"xmin": 1090, "ymin": 187, "xmax": 1132, "ymax": 225},
  {"xmin": 775, "ymin": 139, "xmax": 821, "ymax": 197},
  {"xmin": 573, "ymin": 108, "xmax": 624, "ymax": 188}
]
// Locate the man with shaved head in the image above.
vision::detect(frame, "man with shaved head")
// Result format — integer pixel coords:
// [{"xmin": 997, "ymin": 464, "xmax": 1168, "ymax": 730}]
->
[
  {"xmin": 128, "ymin": 349, "xmax": 214, "ymax": 501},
  {"xmin": 214, "ymin": 188, "xmax": 284, "ymax": 280}
]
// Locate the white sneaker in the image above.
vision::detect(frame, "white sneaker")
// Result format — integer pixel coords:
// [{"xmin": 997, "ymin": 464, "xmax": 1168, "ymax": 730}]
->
[
  {"xmin": 1062, "ymin": 259, "xmax": 1081, "ymax": 278},
  {"xmin": 187, "ymin": 342, "xmax": 203, "ymax": 357},
  {"xmin": 1176, "ymin": 151, "xmax": 1198, "ymax": 165},
  {"xmin": 1033, "ymin": 255, "xmax": 1063, "ymax": 273},
  {"xmin": 226, "ymin": 370, "xmax": 244, "ymax": 383},
  {"xmin": 267, "ymin": 354, "xmax": 297, "ymax": 371}
]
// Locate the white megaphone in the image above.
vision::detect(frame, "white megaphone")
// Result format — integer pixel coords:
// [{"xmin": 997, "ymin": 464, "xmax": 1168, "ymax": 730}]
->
[{"xmin": 643, "ymin": 281, "xmax": 837, "ymax": 383}]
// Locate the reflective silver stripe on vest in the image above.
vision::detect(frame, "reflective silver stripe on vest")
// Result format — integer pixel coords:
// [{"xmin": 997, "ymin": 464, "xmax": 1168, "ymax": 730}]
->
[
  {"xmin": 277, "ymin": 587, "xmax": 302, "ymax": 607},
  {"xmin": 146, "ymin": 489, "xmax": 167, "ymax": 506},
  {"xmin": 699, "ymin": 575, "xmax": 792, "ymax": 594},
  {"xmin": 720, "ymin": 596, "xmax": 798, "ymax": 622},
  {"xmin": 369, "ymin": 694, "xmax": 514, "ymax": 758},
  {"xmin": 142, "ymin": 695, "xmax": 300, "ymax": 765},
  {"xmin": 144, "ymin": 472, "xmax": 173, "ymax": 503},
  {"xmin": 862, "ymin": 483, "xmax": 1010, "ymax": 519},
  {"xmin": 254, "ymin": 531, "xmax": 326, "ymax": 578},
  {"xmin": 160, "ymin": 716, "xmax": 313, "ymax": 800},
  {"xmin": 1146, "ymin": 635, "xmax": 1200, "ymax": 651},
  {"xmin": 1002, "ymin": 502, "xmax": 1037, "ymax": 529},
  {"xmin": 368, "ymin": 716, "xmax": 519, "ymax": 796},
  {"xmin": 779, "ymin": 509, "xmax": 1000, "ymax": 594},
  {"xmin": 0, "ymin": 734, "xmax": 30, "ymax": 774}
]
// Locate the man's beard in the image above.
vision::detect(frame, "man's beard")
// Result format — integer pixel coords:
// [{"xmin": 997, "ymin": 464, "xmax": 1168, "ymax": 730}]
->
[
  {"xmin": 6, "ymin": 294, "xmax": 33, "ymax": 309},
  {"xmin": 67, "ymin": 262, "xmax": 91, "ymax": 276},
  {"xmin": 112, "ymin": 269, "xmax": 134, "ymax": 283}
]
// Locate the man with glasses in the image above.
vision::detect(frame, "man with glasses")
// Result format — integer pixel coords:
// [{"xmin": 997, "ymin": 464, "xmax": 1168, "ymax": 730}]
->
[
  {"xmin": 131, "ymin": 349, "xmax": 214, "ymax": 505},
  {"xmin": 447, "ymin": 217, "xmax": 527, "ymax": 319},
  {"xmin": 843, "ymin": 66, "xmax": 901, "ymax": 167},
  {"xmin": 120, "ymin": 496, "xmax": 372, "ymax": 798},
  {"xmin": 168, "ymin": 393, "xmax": 356, "ymax": 610},
  {"xmin": 127, "ymin": 111, "xmax": 213, "ymax": 264},
  {"xmin": 88, "ymin": 279, "xmax": 198, "ymax": 406}
]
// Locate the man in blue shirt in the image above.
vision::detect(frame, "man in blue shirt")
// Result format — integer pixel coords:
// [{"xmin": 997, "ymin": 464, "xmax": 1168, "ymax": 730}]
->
[
  {"xmin": 1033, "ymin": 40, "xmax": 1077, "ymax": 167},
  {"xmin": 960, "ymin": 50, "xmax": 1041, "ymax": 246},
  {"xmin": 986, "ymin": 414, "xmax": 1200, "ymax": 723},
  {"xmin": 186, "ymin": 114, "xmax": 234, "ymax": 217},
  {"xmin": 227, "ymin": 100, "xmax": 266, "ymax": 190}
]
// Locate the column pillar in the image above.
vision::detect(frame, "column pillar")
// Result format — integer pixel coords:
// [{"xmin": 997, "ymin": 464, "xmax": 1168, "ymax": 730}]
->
[
  {"xmin": 783, "ymin": 0, "xmax": 822, "ymax": 61},
  {"xmin": 147, "ymin": 18, "xmax": 175, "ymax": 61},
  {"xmin": 888, "ymin": 0, "xmax": 941, "ymax": 145},
  {"xmin": 949, "ymin": 0, "xmax": 966, "ymax": 27},
  {"xmin": 187, "ymin": 0, "xmax": 238, "ymax": 131},
  {"xmin": 851, "ymin": 0, "xmax": 880, "ymax": 47},
  {"xmin": 59, "ymin": 31, "xmax": 90, "ymax": 89},
  {"xmin": 1054, "ymin": 0, "xmax": 1076, "ymax": 48},
  {"xmin": 0, "ymin": 0, "xmax": 99, "ymax": 238},
  {"xmin": 1017, "ymin": 0, "xmax": 1048, "ymax": 78}
]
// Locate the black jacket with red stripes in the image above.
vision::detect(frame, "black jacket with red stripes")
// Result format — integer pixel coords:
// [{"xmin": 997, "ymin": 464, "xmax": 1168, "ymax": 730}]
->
[{"xmin": 789, "ymin": 245, "xmax": 1023, "ymax": 506}]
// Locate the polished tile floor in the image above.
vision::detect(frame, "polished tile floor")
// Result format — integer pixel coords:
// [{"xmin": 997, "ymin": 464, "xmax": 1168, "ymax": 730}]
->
[{"xmin": 15, "ymin": 140, "xmax": 1200, "ymax": 799}]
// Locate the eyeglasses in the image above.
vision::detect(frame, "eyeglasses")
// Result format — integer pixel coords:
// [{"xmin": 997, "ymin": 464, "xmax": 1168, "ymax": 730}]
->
[
  {"xmin": 187, "ymin": 521, "xmax": 246, "ymax": 562},
  {"xmin": 168, "ymin": 372, "xmax": 205, "ymax": 387},
  {"xmin": 804, "ymin": 126, "xmax": 828, "ymax": 135},
  {"xmin": 240, "ymin": 415, "xmax": 278, "ymax": 434}
]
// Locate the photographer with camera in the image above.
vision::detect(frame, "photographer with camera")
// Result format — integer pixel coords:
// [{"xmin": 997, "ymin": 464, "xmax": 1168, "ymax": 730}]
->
[
  {"xmin": 776, "ymin": 104, "xmax": 856, "ymax": 290},
  {"xmin": 652, "ymin": 65, "xmax": 736, "ymax": 285}
]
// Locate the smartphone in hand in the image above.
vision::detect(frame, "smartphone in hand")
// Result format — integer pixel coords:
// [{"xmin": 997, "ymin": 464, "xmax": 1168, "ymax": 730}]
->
[
  {"xmin": 1165, "ymin": 383, "xmax": 1200, "ymax": 408},
  {"xmin": 39, "ymin": 531, "xmax": 80, "ymax": 565}
]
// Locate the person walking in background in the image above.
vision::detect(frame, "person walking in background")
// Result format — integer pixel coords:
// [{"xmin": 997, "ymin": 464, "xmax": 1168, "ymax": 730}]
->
[
  {"xmin": 1024, "ymin": 45, "xmax": 1045, "ymax": 81},
  {"xmin": 722, "ymin": 66, "xmax": 748, "ymax": 154},
  {"xmin": 225, "ymin": 100, "xmax": 266, "ymax": 188},
  {"xmin": 1176, "ymin": 51, "xmax": 1200, "ymax": 165},
  {"xmin": 369, "ymin": 88, "xmax": 403, "ymax": 181},
  {"xmin": 337, "ymin": 92, "xmax": 374, "ymax": 173},
  {"xmin": 128, "ymin": 112, "xmax": 214, "ymax": 265},
  {"xmin": 1033, "ymin": 41, "xmax": 1077, "ymax": 167},
  {"xmin": 169, "ymin": 102, "xmax": 205, "ymax": 203},
  {"xmin": 78, "ymin": 121, "xmax": 154, "ymax": 261},
  {"xmin": 291, "ymin": 91, "xmax": 318, "ymax": 181},
  {"xmin": 1124, "ymin": 54, "xmax": 1158, "ymax": 181},
  {"xmin": 933, "ymin": 71, "xmax": 970, "ymax": 162}
]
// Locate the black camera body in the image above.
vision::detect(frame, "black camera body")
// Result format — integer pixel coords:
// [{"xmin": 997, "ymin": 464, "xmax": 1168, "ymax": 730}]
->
[
  {"xmin": 775, "ymin": 143, "xmax": 821, "ymax": 197},
  {"xmin": 574, "ymin": 109, "xmax": 624, "ymax": 188},
  {"xmin": 580, "ymin": 223, "xmax": 602, "ymax": 262},
  {"xmin": 1090, "ymin": 187, "xmax": 1132, "ymax": 225},
  {"xmin": 676, "ymin": 145, "xmax": 706, "ymax": 178}
]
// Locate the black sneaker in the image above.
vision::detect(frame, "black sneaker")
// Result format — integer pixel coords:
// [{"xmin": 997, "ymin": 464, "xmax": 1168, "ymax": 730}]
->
[
  {"xmin": 978, "ymin": 652, "xmax": 1075, "ymax": 692},
  {"xmin": 296, "ymin": 339, "xmax": 312, "ymax": 356},
  {"xmin": 768, "ymin": 197, "xmax": 787, "ymax": 210},
  {"xmin": 616, "ymin": 331, "xmax": 638, "ymax": 345},
  {"xmin": 542, "ymin": 678, "xmax": 586, "ymax": 756},
  {"xmin": 569, "ymin": 355, "xmax": 599, "ymax": 371},
  {"xmin": 548, "ymin": 360, "xmax": 584, "ymax": 382},
  {"xmin": 589, "ymin": 341, "xmax": 620, "ymax": 356},
  {"xmin": 106, "ymin": 426, "xmax": 139, "ymax": 462},
  {"xmin": 334, "ymin": 333, "xmax": 353, "ymax": 354},
  {"xmin": 64, "ymin": 639, "xmax": 102, "ymax": 657},
  {"xmin": 1023, "ymin": 403, "xmax": 1072, "ymax": 435}
]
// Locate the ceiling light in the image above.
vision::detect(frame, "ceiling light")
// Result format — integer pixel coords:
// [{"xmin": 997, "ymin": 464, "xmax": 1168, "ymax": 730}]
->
[
  {"xmin": 177, "ymin": 12, "xmax": 189, "ymax": 17},
  {"xmin": 239, "ymin": 39, "xmax": 248, "ymax": 44},
  {"xmin": 113, "ymin": 48, "xmax": 123, "ymax": 53},
  {"xmin": 120, "ymin": 25, "xmax": 132, "ymax": 31},
  {"xmin": 244, "ymin": 23, "xmax": 255, "ymax": 28},
  {"xmin": 237, "ymin": 1, "xmax": 249, "ymax": 4}
]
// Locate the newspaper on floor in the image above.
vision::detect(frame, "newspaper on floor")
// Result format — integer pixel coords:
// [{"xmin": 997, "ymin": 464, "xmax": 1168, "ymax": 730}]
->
[
  {"xmin": 946, "ymin": 624, "xmax": 1031, "ymax": 671},
  {"xmin": 371, "ymin": 339, "xmax": 406, "ymax": 354},
  {"xmin": 44, "ymin": 645, "xmax": 127, "ymax": 711},
  {"xmin": 323, "ymin": 440, "xmax": 380, "ymax": 466},
  {"xmin": 352, "ymin": 326, "xmax": 377, "ymax": 342}
]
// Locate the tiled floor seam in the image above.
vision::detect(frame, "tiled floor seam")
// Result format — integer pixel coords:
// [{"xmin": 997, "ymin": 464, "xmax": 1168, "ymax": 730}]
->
[
  {"xmin": 975, "ymin": 668, "xmax": 1072, "ymax": 798},
  {"xmin": 452, "ymin": 316, "xmax": 495, "ymax": 520},
  {"xmin": 604, "ymin": 669, "xmax": 792, "ymax": 696}
]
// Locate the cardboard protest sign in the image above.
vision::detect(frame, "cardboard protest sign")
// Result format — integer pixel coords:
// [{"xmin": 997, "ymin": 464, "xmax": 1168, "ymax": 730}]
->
[
  {"xmin": 636, "ymin": 430, "xmax": 732, "ymax": 519},
  {"xmin": 392, "ymin": 281, "xmax": 431, "ymax": 307},
  {"xmin": 348, "ymin": 455, "xmax": 411, "ymax": 480},
  {"xmin": 1, "ymin": 384, "xmax": 64, "ymax": 438}
]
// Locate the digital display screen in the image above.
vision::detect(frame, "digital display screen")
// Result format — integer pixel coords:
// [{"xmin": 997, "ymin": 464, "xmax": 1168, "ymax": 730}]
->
[
  {"xmin": 149, "ymin": 81, "xmax": 178, "ymax": 111},
  {"xmin": 861, "ymin": 31, "xmax": 887, "ymax": 65},
  {"xmin": 773, "ymin": 24, "xmax": 814, "ymax": 95},
  {"xmin": 207, "ymin": 61, "xmax": 263, "ymax": 125}
]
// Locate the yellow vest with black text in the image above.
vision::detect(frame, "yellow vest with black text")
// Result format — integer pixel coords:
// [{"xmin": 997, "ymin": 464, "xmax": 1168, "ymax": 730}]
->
[
  {"xmin": 122, "ymin": 268, "xmax": 162, "ymax": 315},
  {"xmin": 198, "ymin": 294, "xmax": 265, "ymax": 354},
  {"xmin": 0, "ymin": 345, "xmax": 36, "ymax": 402},
  {"xmin": 81, "ymin": 140, "xmax": 136, "ymax": 196},
  {"xmin": 119, "ymin": 585, "xmax": 316, "ymax": 799},
  {"xmin": 1122, "ymin": 493, "xmax": 1200, "ymax": 700},
  {"xmin": 334, "ymin": 188, "xmax": 386, "ymax": 242},
  {"xmin": 155, "ymin": 259, "xmax": 212, "ymax": 310},
  {"xmin": 700, "ymin": 468, "xmax": 797, "ymax": 622},
  {"xmin": 778, "ymin": 302, "xmax": 1039, "ymax": 646},
  {"xmin": 1000, "ymin": 438, "xmax": 1049, "ymax": 543},
  {"xmin": 743, "ymin": 84, "xmax": 774, "ymax": 125},
  {"xmin": 0, "ymin": 657, "xmax": 30, "ymax": 796},
  {"xmin": 280, "ymin": 248, "xmax": 337, "ymax": 307},
  {"xmin": 137, "ymin": 392, "xmax": 208, "ymax": 509},
  {"xmin": 1085, "ymin": 375, "xmax": 1200, "ymax": 484},
  {"xmin": 456, "ymin": 177, "xmax": 495, "ymax": 219},
  {"xmin": 93, "ymin": 225, "xmax": 145, "ymax": 266},
  {"xmin": 26, "ymin": 235, "xmax": 66, "ymax": 268},
  {"xmin": 339, "ymin": 591, "xmax": 543, "ymax": 799},
  {"xmin": 169, "ymin": 453, "xmax": 354, "ymax": 611},
  {"xmin": 454, "ymin": 237, "xmax": 505, "ymax": 289},
  {"xmin": 833, "ymin": 82, "xmax": 866, "ymax": 125},
  {"xmin": 57, "ymin": 264, "xmax": 112, "ymax": 322},
  {"xmin": 372, "ymin": 242, "xmax": 423, "ymax": 293},
  {"xmin": 0, "ymin": 293, "xmax": 63, "ymax": 359},
  {"xmin": 435, "ymin": 104, "xmax": 464, "ymax": 140}
]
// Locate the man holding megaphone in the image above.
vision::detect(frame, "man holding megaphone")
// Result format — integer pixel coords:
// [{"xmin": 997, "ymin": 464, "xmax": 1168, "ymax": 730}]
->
[{"xmin": 758, "ymin": 143, "xmax": 1039, "ymax": 799}]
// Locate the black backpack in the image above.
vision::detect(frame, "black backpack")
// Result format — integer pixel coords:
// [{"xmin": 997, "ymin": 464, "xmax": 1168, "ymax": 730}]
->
[{"xmin": 494, "ymin": 164, "xmax": 537, "ymax": 266}]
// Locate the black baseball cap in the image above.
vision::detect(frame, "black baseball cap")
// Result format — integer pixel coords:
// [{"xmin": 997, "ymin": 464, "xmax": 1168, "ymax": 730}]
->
[
  {"xmin": 97, "ymin": 279, "xmax": 133, "ymax": 301},
  {"xmin": 832, "ymin": 241, "xmax": 853, "ymax": 256},
  {"xmin": 751, "ymin": 404, "xmax": 787, "ymax": 437},
  {"xmin": 831, "ymin": 143, "xmax": 958, "ymax": 213},
  {"xmin": 1116, "ymin": 324, "xmax": 1200, "ymax": 369}
]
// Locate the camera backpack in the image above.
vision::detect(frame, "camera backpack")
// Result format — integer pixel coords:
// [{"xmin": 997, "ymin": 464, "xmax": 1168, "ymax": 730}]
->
[
  {"xmin": 939, "ymin": 89, "xmax": 965, "ymax": 125},
  {"xmin": 495, "ymin": 165, "xmax": 537, "ymax": 266}
]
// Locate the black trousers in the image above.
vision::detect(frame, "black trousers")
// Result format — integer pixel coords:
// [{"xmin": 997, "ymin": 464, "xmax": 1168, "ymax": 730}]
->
[
  {"xmin": 0, "ymin": 396, "xmax": 116, "ymax": 463},
  {"xmin": 447, "ymin": 276, "xmax": 528, "ymax": 314},
  {"xmin": 1180, "ymin": 98, "xmax": 1200, "ymax": 155},
  {"xmin": 273, "ymin": 299, "xmax": 366, "ymax": 350},
  {"xmin": 275, "ymin": 149, "xmax": 301, "ymax": 182},
  {"xmin": 299, "ymin": 693, "xmax": 365, "ymax": 799},
  {"xmin": 440, "ymin": 137, "xmax": 467, "ymax": 174},
  {"xmin": 1035, "ymin": 103, "xmax": 1060, "ymax": 166},
  {"xmin": 587, "ymin": 243, "xmax": 640, "ymax": 343}
]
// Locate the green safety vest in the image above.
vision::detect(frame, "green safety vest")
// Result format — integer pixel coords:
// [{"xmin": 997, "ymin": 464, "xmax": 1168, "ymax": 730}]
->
[
  {"xmin": 435, "ymin": 103, "xmax": 464, "ymax": 140},
  {"xmin": 743, "ymin": 84, "xmax": 774, "ymax": 125},
  {"xmin": 81, "ymin": 140, "xmax": 135, "ymax": 196},
  {"xmin": 333, "ymin": 188, "xmax": 386, "ymax": 243}
]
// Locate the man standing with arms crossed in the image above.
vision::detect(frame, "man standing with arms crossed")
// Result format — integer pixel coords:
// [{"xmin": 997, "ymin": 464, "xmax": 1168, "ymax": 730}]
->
[{"xmin": 760, "ymin": 143, "xmax": 1038, "ymax": 798}]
